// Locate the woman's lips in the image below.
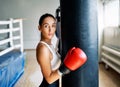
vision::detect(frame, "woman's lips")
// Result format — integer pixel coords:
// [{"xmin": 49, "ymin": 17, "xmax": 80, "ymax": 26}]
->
[{"xmin": 48, "ymin": 33, "xmax": 53, "ymax": 36}]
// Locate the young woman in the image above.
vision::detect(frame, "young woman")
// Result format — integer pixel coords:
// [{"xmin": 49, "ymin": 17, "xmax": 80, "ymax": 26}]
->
[
  {"xmin": 36, "ymin": 13, "xmax": 62, "ymax": 87},
  {"xmin": 36, "ymin": 13, "xmax": 87, "ymax": 87}
]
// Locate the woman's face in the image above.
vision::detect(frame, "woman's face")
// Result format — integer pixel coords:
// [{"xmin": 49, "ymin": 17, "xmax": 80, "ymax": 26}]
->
[{"xmin": 39, "ymin": 17, "xmax": 56, "ymax": 40}]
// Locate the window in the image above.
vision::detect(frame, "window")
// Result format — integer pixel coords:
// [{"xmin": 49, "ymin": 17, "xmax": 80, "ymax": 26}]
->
[{"xmin": 103, "ymin": 0, "xmax": 120, "ymax": 27}]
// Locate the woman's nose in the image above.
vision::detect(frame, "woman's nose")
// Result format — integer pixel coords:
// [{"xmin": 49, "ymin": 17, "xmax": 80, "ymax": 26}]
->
[{"xmin": 49, "ymin": 26, "xmax": 52, "ymax": 32}]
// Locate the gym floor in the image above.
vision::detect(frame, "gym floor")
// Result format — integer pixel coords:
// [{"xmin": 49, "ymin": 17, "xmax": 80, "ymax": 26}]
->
[{"xmin": 14, "ymin": 50, "xmax": 120, "ymax": 87}]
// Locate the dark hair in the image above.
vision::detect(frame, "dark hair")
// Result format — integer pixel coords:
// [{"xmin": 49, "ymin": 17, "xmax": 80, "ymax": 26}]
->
[{"xmin": 39, "ymin": 13, "xmax": 56, "ymax": 25}]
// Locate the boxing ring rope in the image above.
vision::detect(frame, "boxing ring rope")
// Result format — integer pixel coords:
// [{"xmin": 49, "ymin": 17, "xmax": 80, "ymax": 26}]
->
[
  {"xmin": 0, "ymin": 18, "xmax": 23, "ymax": 56},
  {"xmin": 101, "ymin": 45, "xmax": 120, "ymax": 73}
]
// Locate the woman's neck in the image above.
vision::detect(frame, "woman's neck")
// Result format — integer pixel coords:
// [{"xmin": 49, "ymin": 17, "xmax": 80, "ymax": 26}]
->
[{"xmin": 40, "ymin": 39, "xmax": 52, "ymax": 45}]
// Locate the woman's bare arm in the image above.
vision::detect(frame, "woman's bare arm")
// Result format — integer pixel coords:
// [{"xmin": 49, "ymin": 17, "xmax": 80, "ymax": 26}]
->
[{"xmin": 36, "ymin": 44, "xmax": 61, "ymax": 84}]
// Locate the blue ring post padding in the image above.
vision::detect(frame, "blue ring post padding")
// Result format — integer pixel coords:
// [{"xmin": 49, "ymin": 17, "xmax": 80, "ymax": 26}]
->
[{"xmin": 60, "ymin": 0, "xmax": 98, "ymax": 87}]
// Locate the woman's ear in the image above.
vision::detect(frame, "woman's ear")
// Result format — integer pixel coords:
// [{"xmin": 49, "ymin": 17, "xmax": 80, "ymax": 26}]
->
[{"xmin": 38, "ymin": 25, "xmax": 41, "ymax": 31}]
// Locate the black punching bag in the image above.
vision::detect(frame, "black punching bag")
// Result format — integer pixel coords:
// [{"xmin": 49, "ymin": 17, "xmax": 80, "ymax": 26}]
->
[{"xmin": 60, "ymin": 0, "xmax": 98, "ymax": 87}]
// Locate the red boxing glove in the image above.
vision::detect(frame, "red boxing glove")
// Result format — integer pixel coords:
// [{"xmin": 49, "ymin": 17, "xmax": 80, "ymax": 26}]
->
[
  {"xmin": 58, "ymin": 47, "xmax": 87, "ymax": 75},
  {"xmin": 64, "ymin": 47, "xmax": 87, "ymax": 71}
]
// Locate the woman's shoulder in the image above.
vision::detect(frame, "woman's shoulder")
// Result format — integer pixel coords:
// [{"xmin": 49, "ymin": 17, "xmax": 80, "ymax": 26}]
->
[
  {"xmin": 36, "ymin": 42, "xmax": 48, "ymax": 53},
  {"xmin": 36, "ymin": 43, "xmax": 49, "ymax": 58},
  {"xmin": 36, "ymin": 43, "xmax": 51, "ymax": 66}
]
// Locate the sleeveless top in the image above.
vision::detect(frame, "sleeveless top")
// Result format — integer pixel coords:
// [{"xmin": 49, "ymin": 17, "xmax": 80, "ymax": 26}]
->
[{"xmin": 40, "ymin": 41, "xmax": 61, "ymax": 71}]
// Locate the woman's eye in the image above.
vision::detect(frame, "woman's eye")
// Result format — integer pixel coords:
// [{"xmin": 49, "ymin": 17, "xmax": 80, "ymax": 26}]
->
[
  {"xmin": 52, "ymin": 24, "xmax": 56, "ymax": 28},
  {"xmin": 44, "ymin": 24, "xmax": 49, "ymax": 28}
]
